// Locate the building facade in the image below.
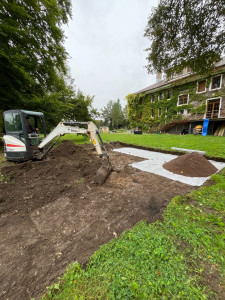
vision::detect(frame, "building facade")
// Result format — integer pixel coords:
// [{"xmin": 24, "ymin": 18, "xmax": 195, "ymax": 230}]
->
[{"xmin": 127, "ymin": 58, "xmax": 225, "ymax": 135}]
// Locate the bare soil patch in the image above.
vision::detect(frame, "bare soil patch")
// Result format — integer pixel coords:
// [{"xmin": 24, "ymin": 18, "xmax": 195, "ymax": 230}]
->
[{"xmin": 0, "ymin": 141, "xmax": 195, "ymax": 300}]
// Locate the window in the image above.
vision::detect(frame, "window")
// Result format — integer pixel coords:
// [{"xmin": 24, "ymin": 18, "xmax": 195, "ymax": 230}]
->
[
  {"xmin": 158, "ymin": 108, "xmax": 162, "ymax": 116},
  {"xmin": 197, "ymin": 80, "xmax": 206, "ymax": 93},
  {"xmin": 178, "ymin": 94, "xmax": 188, "ymax": 105},
  {"xmin": 4, "ymin": 112, "xmax": 22, "ymax": 132},
  {"xmin": 151, "ymin": 94, "xmax": 155, "ymax": 103},
  {"xmin": 158, "ymin": 92, "xmax": 163, "ymax": 101},
  {"xmin": 167, "ymin": 89, "xmax": 171, "ymax": 99},
  {"xmin": 178, "ymin": 110, "xmax": 184, "ymax": 115},
  {"xmin": 187, "ymin": 109, "xmax": 191, "ymax": 114},
  {"xmin": 206, "ymin": 98, "xmax": 220, "ymax": 119},
  {"xmin": 151, "ymin": 109, "xmax": 154, "ymax": 118},
  {"xmin": 210, "ymin": 75, "xmax": 222, "ymax": 90},
  {"xmin": 187, "ymin": 67, "xmax": 191, "ymax": 73}
]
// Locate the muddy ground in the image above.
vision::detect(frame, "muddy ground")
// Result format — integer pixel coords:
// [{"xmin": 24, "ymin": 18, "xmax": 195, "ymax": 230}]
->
[{"xmin": 0, "ymin": 141, "xmax": 196, "ymax": 300}]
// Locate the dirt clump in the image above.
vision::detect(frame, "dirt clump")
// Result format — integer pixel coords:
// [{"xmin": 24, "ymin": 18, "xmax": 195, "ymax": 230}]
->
[{"xmin": 163, "ymin": 152, "xmax": 218, "ymax": 177}]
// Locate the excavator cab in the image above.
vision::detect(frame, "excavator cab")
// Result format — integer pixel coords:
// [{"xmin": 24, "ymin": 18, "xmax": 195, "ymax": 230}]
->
[{"xmin": 3, "ymin": 109, "xmax": 46, "ymax": 161}]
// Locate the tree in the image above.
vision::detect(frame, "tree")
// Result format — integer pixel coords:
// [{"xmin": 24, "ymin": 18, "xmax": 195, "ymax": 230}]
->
[
  {"xmin": 101, "ymin": 100, "xmax": 113, "ymax": 128},
  {"xmin": 111, "ymin": 99, "xmax": 124, "ymax": 129},
  {"xmin": 101, "ymin": 99, "xmax": 125, "ymax": 129},
  {"xmin": 64, "ymin": 90, "xmax": 97, "ymax": 122},
  {"xmin": 0, "ymin": 0, "xmax": 72, "ymax": 111},
  {"xmin": 145, "ymin": 0, "xmax": 225, "ymax": 75}
]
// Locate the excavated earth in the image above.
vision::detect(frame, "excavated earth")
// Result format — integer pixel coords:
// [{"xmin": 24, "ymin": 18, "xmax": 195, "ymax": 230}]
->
[
  {"xmin": 0, "ymin": 141, "xmax": 196, "ymax": 300},
  {"xmin": 163, "ymin": 151, "xmax": 218, "ymax": 177}
]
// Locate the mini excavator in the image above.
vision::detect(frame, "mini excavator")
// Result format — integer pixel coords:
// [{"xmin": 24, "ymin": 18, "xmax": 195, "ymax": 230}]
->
[{"xmin": 2, "ymin": 109, "xmax": 112, "ymax": 184}]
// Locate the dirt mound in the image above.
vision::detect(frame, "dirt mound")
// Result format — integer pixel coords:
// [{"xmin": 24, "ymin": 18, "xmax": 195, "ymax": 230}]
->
[
  {"xmin": 0, "ymin": 141, "xmax": 102, "ymax": 215},
  {"xmin": 163, "ymin": 152, "xmax": 218, "ymax": 177}
]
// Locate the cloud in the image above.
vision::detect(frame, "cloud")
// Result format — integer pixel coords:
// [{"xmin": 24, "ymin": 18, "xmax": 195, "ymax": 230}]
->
[{"xmin": 63, "ymin": 0, "xmax": 159, "ymax": 109}]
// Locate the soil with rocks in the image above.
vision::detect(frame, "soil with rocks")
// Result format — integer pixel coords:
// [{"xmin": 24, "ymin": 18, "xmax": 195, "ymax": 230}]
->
[
  {"xmin": 0, "ymin": 141, "xmax": 196, "ymax": 300},
  {"xmin": 163, "ymin": 152, "xmax": 218, "ymax": 177}
]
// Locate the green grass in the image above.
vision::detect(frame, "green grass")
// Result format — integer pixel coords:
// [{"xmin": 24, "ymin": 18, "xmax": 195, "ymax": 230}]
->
[
  {"xmin": 40, "ymin": 134, "xmax": 225, "ymax": 300},
  {"xmin": 101, "ymin": 133, "xmax": 225, "ymax": 158},
  {"xmin": 56, "ymin": 134, "xmax": 90, "ymax": 145}
]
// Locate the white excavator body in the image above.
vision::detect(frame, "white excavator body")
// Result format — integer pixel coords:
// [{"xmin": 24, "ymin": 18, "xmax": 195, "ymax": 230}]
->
[{"xmin": 3, "ymin": 109, "xmax": 111, "ymax": 184}]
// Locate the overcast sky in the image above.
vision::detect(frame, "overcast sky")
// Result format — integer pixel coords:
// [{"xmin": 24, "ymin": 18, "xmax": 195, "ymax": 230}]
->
[{"xmin": 63, "ymin": 0, "xmax": 159, "ymax": 110}]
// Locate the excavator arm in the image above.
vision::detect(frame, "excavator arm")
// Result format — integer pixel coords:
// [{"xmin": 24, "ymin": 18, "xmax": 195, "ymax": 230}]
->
[
  {"xmin": 37, "ymin": 121, "xmax": 111, "ymax": 184},
  {"xmin": 38, "ymin": 121, "xmax": 104, "ymax": 156}
]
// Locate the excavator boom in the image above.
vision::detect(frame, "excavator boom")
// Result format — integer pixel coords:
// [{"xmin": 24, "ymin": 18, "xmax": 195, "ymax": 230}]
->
[{"xmin": 3, "ymin": 110, "xmax": 111, "ymax": 184}]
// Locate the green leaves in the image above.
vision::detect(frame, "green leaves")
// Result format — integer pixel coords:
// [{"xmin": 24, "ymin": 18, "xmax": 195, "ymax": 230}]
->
[
  {"xmin": 0, "ymin": 0, "xmax": 73, "ymax": 125},
  {"xmin": 145, "ymin": 0, "xmax": 225, "ymax": 75},
  {"xmin": 101, "ymin": 99, "xmax": 127, "ymax": 130}
]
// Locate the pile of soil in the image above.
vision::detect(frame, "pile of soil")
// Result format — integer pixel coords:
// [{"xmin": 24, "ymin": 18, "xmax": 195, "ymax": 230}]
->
[{"xmin": 163, "ymin": 152, "xmax": 218, "ymax": 177}]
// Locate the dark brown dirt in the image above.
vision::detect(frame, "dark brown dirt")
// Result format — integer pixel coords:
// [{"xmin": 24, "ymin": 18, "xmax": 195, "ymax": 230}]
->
[
  {"xmin": 163, "ymin": 152, "xmax": 218, "ymax": 177},
  {"xmin": 0, "ymin": 141, "xmax": 196, "ymax": 300}
]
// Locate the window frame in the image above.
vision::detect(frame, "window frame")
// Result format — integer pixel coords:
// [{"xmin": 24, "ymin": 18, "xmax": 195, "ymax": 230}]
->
[
  {"xmin": 4, "ymin": 112, "xmax": 23, "ymax": 133},
  {"xmin": 187, "ymin": 67, "xmax": 192, "ymax": 74},
  {"xmin": 151, "ymin": 94, "xmax": 155, "ymax": 103},
  {"xmin": 167, "ymin": 89, "xmax": 171, "ymax": 100},
  {"xmin": 158, "ymin": 92, "xmax": 164, "ymax": 101},
  {"xmin": 151, "ymin": 109, "xmax": 154, "ymax": 118},
  {"xmin": 196, "ymin": 80, "xmax": 206, "ymax": 94},
  {"xmin": 209, "ymin": 74, "xmax": 222, "ymax": 91},
  {"xmin": 187, "ymin": 109, "xmax": 191, "ymax": 114},
  {"xmin": 205, "ymin": 97, "xmax": 222, "ymax": 119},
  {"xmin": 177, "ymin": 94, "xmax": 189, "ymax": 106},
  {"xmin": 158, "ymin": 108, "xmax": 162, "ymax": 117},
  {"xmin": 177, "ymin": 109, "xmax": 184, "ymax": 115}
]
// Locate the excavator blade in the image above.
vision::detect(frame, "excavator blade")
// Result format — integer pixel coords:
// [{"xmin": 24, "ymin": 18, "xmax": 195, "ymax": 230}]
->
[{"xmin": 93, "ymin": 158, "xmax": 112, "ymax": 185}]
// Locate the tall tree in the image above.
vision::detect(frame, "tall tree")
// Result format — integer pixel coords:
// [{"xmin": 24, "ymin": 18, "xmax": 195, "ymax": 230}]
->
[
  {"xmin": 111, "ymin": 99, "xmax": 124, "ymax": 129},
  {"xmin": 0, "ymin": 0, "xmax": 72, "ymax": 110},
  {"xmin": 64, "ymin": 90, "xmax": 97, "ymax": 122},
  {"xmin": 101, "ymin": 99, "xmax": 125, "ymax": 129},
  {"xmin": 145, "ymin": 0, "xmax": 225, "ymax": 75},
  {"xmin": 101, "ymin": 100, "xmax": 113, "ymax": 128}
]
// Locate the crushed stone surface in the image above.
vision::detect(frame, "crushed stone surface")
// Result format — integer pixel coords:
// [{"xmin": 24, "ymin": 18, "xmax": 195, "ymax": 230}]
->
[{"xmin": 114, "ymin": 148, "xmax": 225, "ymax": 186}]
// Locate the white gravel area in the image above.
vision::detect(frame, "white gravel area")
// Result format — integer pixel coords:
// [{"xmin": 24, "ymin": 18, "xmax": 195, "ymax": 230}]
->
[{"xmin": 114, "ymin": 148, "xmax": 225, "ymax": 186}]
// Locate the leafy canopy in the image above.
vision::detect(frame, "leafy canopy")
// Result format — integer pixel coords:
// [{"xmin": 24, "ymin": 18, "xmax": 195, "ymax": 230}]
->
[
  {"xmin": 0, "ymin": 0, "xmax": 71, "ymax": 110},
  {"xmin": 101, "ymin": 99, "xmax": 127, "ymax": 129},
  {"xmin": 0, "ymin": 1, "xmax": 97, "ymax": 130},
  {"xmin": 145, "ymin": 0, "xmax": 225, "ymax": 75}
]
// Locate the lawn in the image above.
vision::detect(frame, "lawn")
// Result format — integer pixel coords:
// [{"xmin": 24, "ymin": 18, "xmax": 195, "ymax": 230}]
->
[
  {"xmin": 100, "ymin": 133, "xmax": 225, "ymax": 159},
  {"xmin": 40, "ymin": 133, "xmax": 225, "ymax": 300}
]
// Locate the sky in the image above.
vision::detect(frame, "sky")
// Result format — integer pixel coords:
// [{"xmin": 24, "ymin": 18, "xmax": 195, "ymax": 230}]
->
[{"xmin": 63, "ymin": 0, "xmax": 159, "ymax": 110}]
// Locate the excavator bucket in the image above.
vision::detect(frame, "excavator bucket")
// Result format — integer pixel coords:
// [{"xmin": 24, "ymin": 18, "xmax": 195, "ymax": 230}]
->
[{"xmin": 93, "ymin": 157, "xmax": 112, "ymax": 185}]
